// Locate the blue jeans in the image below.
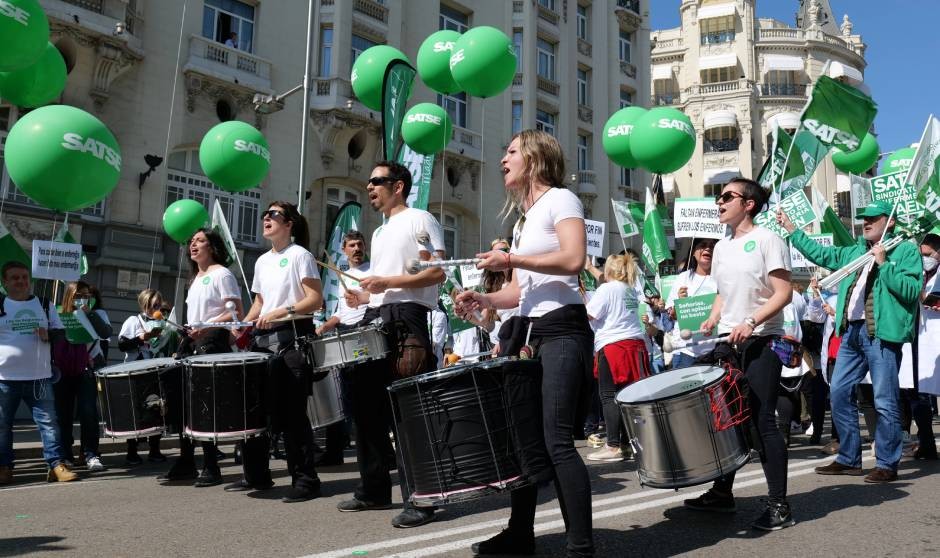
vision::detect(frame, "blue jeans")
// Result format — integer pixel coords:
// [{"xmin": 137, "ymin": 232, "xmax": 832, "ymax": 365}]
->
[
  {"xmin": 0, "ymin": 378, "xmax": 65, "ymax": 467},
  {"xmin": 831, "ymin": 321, "xmax": 902, "ymax": 470},
  {"xmin": 670, "ymin": 352, "xmax": 697, "ymax": 370}
]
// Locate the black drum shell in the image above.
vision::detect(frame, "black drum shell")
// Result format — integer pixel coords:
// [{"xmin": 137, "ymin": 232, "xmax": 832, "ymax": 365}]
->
[
  {"xmin": 97, "ymin": 364, "xmax": 173, "ymax": 438},
  {"xmin": 184, "ymin": 354, "xmax": 270, "ymax": 441}
]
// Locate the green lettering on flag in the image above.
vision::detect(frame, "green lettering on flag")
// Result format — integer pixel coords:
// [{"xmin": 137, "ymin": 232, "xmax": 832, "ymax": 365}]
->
[
  {"xmin": 382, "ymin": 60, "xmax": 436, "ymax": 210},
  {"xmin": 754, "ymin": 190, "xmax": 817, "ymax": 238},
  {"xmin": 800, "ymin": 74, "xmax": 877, "ymax": 153}
]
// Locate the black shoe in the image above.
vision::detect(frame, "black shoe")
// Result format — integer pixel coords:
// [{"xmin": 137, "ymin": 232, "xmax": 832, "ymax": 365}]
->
[
  {"xmin": 125, "ymin": 453, "xmax": 143, "ymax": 466},
  {"xmin": 683, "ymin": 489, "xmax": 736, "ymax": 513},
  {"xmin": 471, "ymin": 528, "xmax": 536, "ymax": 556},
  {"xmin": 751, "ymin": 501, "xmax": 796, "ymax": 531},
  {"xmin": 193, "ymin": 469, "xmax": 223, "ymax": 488},
  {"xmin": 148, "ymin": 452, "xmax": 167, "ymax": 463},
  {"xmin": 215, "ymin": 449, "xmax": 227, "ymax": 461},
  {"xmin": 282, "ymin": 485, "xmax": 321, "ymax": 503},
  {"xmin": 315, "ymin": 453, "xmax": 344, "ymax": 467},
  {"xmin": 157, "ymin": 461, "xmax": 198, "ymax": 482},
  {"xmin": 914, "ymin": 446, "xmax": 939, "ymax": 460},
  {"xmin": 391, "ymin": 507, "xmax": 435, "ymax": 529},
  {"xmin": 337, "ymin": 497, "xmax": 394, "ymax": 512},
  {"xmin": 223, "ymin": 479, "xmax": 275, "ymax": 492}
]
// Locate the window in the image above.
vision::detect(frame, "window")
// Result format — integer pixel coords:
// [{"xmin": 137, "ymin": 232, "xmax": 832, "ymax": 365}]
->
[
  {"xmin": 704, "ymin": 183, "xmax": 727, "ymax": 198},
  {"xmin": 511, "ymin": 102, "xmax": 523, "ymax": 135},
  {"xmin": 431, "ymin": 210, "xmax": 458, "ymax": 258},
  {"xmin": 577, "ymin": 69, "xmax": 590, "ymax": 105},
  {"xmin": 701, "ymin": 66, "xmax": 736, "ymax": 84},
  {"xmin": 703, "ymin": 127, "xmax": 740, "ymax": 153},
  {"xmin": 165, "ymin": 149, "xmax": 261, "ymax": 244},
  {"xmin": 700, "ymin": 16, "xmax": 735, "ymax": 46},
  {"xmin": 319, "ymin": 27, "xmax": 333, "ymax": 76},
  {"xmin": 619, "ymin": 89, "xmax": 633, "ymax": 108},
  {"xmin": 437, "ymin": 92, "xmax": 467, "ymax": 128},
  {"xmin": 538, "ymin": 0, "xmax": 556, "ymax": 10},
  {"xmin": 535, "ymin": 109, "xmax": 556, "ymax": 136},
  {"xmin": 577, "ymin": 134, "xmax": 591, "ymax": 171},
  {"xmin": 576, "ymin": 5, "xmax": 588, "ymax": 41},
  {"xmin": 324, "ymin": 186, "xmax": 362, "ymax": 240},
  {"xmin": 618, "ymin": 30, "xmax": 631, "ymax": 63},
  {"xmin": 762, "ymin": 70, "xmax": 803, "ymax": 96},
  {"xmin": 653, "ymin": 80, "xmax": 678, "ymax": 105},
  {"xmin": 513, "ymin": 30, "xmax": 523, "ymax": 72},
  {"xmin": 439, "ymin": 4, "xmax": 469, "ymax": 32},
  {"xmin": 351, "ymin": 34, "xmax": 378, "ymax": 63},
  {"xmin": 537, "ymin": 39, "xmax": 556, "ymax": 81},
  {"xmin": 620, "ymin": 167, "xmax": 632, "ymax": 188},
  {"xmin": 202, "ymin": 0, "xmax": 255, "ymax": 52}
]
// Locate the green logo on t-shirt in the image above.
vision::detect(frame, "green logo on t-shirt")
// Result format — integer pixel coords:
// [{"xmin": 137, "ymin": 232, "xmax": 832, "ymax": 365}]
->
[
  {"xmin": 201, "ymin": 276, "xmax": 211, "ymax": 285},
  {"xmin": 744, "ymin": 240, "xmax": 756, "ymax": 253},
  {"xmin": 279, "ymin": 257, "xmax": 289, "ymax": 268}
]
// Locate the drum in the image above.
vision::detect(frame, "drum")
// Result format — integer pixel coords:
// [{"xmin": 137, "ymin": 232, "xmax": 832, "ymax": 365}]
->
[
  {"xmin": 311, "ymin": 325, "xmax": 389, "ymax": 371},
  {"xmin": 307, "ymin": 368, "xmax": 346, "ymax": 429},
  {"xmin": 184, "ymin": 352, "xmax": 272, "ymax": 442},
  {"xmin": 389, "ymin": 357, "xmax": 552, "ymax": 507},
  {"xmin": 96, "ymin": 358, "xmax": 180, "ymax": 439},
  {"xmin": 616, "ymin": 365, "xmax": 750, "ymax": 489}
]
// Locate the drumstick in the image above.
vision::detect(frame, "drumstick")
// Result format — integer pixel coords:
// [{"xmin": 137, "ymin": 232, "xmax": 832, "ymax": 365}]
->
[
  {"xmin": 315, "ymin": 259, "xmax": 360, "ymax": 283},
  {"xmin": 679, "ymin": 328, "xmax": 709, "ymax": 340},
  {"xmin": 324, "ymin": 251, "xmax": 349, "ymax": 290}
]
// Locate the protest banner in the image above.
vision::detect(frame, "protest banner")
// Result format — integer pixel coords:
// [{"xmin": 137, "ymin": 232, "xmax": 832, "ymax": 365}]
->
[
  {"xmin": 790, "ymin": 234, "xmax": 833, "ymax": 268},
  {"xmin": 673, "ymin": 197, "xmax": 724, "ymax": 239},
  {"xmin": 584, "ymin": 219, "xmax": 605, "ymax": 258},
  {"xmin": 754, "ymin": 190, "xmax": 818, "ymax": 238},
  {"xmin": 31, "ymin": 240, "xmax": 82, "ymax": 281},
  {"xmin": 674, "ymin": 293, "xmax": 717, "ymax": 335}
]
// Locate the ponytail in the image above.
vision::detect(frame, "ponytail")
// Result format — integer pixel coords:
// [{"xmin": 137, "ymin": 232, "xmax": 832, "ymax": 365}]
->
[{"xmin": 269, "ymin": 200, "xmax": 310, "ymax": 250}]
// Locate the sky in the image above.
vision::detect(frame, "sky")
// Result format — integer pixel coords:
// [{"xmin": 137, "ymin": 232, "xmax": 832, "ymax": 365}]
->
[{"xmin": 650, "ymin": 0, "xmax": 940, "ymax": 158}]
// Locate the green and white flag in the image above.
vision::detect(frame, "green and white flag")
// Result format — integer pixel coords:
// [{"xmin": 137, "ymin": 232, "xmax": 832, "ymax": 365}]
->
[
  {"xmin": 811, "ymin": 188, "xmax": 854, "ymax": 247},
  {"xmin": 321, "ymin": 201, "xmax": 361, "ymax": 317},
  {"xmin": 759, "ymin": 126, "xmax": 829, "ymax": 199},
  {"xmin": 53, "ymin": 227, "xmax": 88, "ymax": 276},
  {"xmin": 908, "ymin": 115, "xmax": 940, "ymax": 192},
  {"xmin": 758, "ymin": 126, "xmax": 805, "ymax": 191},
  {"xmin": 800, "ymin": 73, "xmax": 877, "ymax": 153},
  {"xmin": 641, "ymin": 185, "xmax": 670, "ymax": 273},
  {"xmin": 610, "ymin": 199, "xmax": 640, "ymax": 238},
  {"xmin": 849, "ymin": 173, "xmax": 873, "ymax": 213},
  {"xmin": 211, "ymin": 200, "xmax": 251, "ymax": 306}
]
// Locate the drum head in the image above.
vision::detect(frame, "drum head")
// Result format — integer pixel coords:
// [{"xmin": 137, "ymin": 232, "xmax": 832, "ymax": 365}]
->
[
  {"xmin": 185, "ymin": 352, "xmax": 272, "ymax": 365},
  {"xmin": 616, "ymin": 365, "xmax": 725, "ymax": 404},
  {"xmin": 389, "ymin": 356, "xmax": 514, "ymax": 390},
  {"xmin": 97, "ymin": 357, "xmax": 178, "ymax": 376}
]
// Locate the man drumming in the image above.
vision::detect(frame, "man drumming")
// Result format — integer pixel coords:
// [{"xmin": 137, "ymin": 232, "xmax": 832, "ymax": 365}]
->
[{"xmin": 336, "ymin": 161, "xmax": 445, "ymax": 529}]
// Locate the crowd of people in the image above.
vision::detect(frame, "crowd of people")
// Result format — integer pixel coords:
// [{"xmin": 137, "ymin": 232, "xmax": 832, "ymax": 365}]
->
[{"xmin": 1, "ymin": 128, "xmax": 938, "ymax": 557}]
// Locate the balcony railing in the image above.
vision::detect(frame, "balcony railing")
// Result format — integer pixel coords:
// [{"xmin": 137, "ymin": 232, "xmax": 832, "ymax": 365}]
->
[
  {"xmin": 760, "ymin": 83, "xmax": 807, "ymax": 97},
  {"xmin": 578, "ymin": 170, "xmax": 597, "ymax": 185},
  {"xmin": 758, "ymin": 28, "xmax": 804, "ymax": 41},
  {"xmin": 577, "ymin": 105, "xmax": 593, "ymax": 124},
  {"xmin": 186, "ymin": 35, "xmax": 272, "ymax": 91},
  {"xmin": 537, "ymin": 76, "xmax": 560, "ymax": 96},
  {"xmin": 447, "ymin": 125, "xmax": 482, "ymax": 160},
  {"xmin": 652, "ymin": 93, "xmax": 679, "ymax": 106},
  {"xmin": 353, "ymin": 0, "xmax": 388, "ymax": 24},
  {"xmin": 688, "ymin": 79, "xmax": 745, "ymax": 95},
  {"xmin": 652, "ymin": 37, "xmax": 683, "ymax": 51},
  {"xmin": 700, "ymin": 31, "xmax": 735, "ymax": 46},
  {"xmin": 704, "ymin": 139, "xmax": 740, "ymax": 153},
  {"xmin": 616, "ymin": 0, "xmax": 640, "ymax": 14},
  {"xmin": 620, "ymin": 61, "xmax": 637, "ymax": 78}
]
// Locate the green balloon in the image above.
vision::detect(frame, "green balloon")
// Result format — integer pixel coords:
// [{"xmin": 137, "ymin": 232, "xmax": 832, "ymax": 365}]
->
[
  {"xmin": 4, "ymin": 105, "xmax": 121, "ymax": 211},
  {"xmin": 881, "ymin": 147, "xmax": 916, "ymax": 174},
  {"xmin": 832, "ymin": 133, "xmax": 879, "ymax": 174},
  {"xmin": 0, "ymin": 42, "xmax": 66, "ymax": 108},
  {"xmin": 417, "ymin": 30, "xmax": 462, "ymax": 95},
  {"xmin": 163, "ymin": 199, "xmax": 209, "ymax": 244},
  {"xmin": 0, "ymin": 0, "xmax": 49, "ymax": 72},
  {"xmin": 602, "ymin": 107, "xmax": 647, "ymax": 169},
  {"xmin": 449, "ymin": 26, "xmax": 516, "ymax": 98},
  {"xmin": 199, "ymin": 121, "xmax": 271, "ymax": 192},
  {"xmin": 351, "ymin": 45, "xmax": 410, "ymax": 111},
  {"xmin": 630, "ymin": 107, "xmax": 696, "ymax": 174},
  {"xmin": 401, "ymin": 103, "xmax": 452, "ymax": 155}
]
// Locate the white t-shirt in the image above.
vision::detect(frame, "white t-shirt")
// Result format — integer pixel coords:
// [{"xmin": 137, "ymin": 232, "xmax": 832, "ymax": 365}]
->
[
  {"xmin": 369, "ymin": 207, "xmax": 445, "ymax": 309},
  {"xmin": 712, "ymin": 226, "xmax": 791, "ymax": 337},
  {"xmin": 665, "ymin": 269, "xmax": 718, "ymax": 357},
  {"xmin": 186, "ymin": 267, "xmax": 241, "ymax": 324},
  {"xmin": 512, "ymin": 187, "xmax": 584, "ymax": 317},
  {"xmin": 586, "ymin": 279, "xmax": 645, "ymax": 352},
  {"xmin": 846, "ymin": 260, "xmax": 874, "ymax": 321},
  {"xmin": 335, "ymin": 262, "xmax": 371, "ymax": 326},
  {"xmin": 251, "ymin": 243, "xmax": 321, "ymax": 316},
  {"xmin": 0, "ymin": 296, "xmax": 63, "ymax": 381},
  {"xmin": 452, "ymin": 327, "xmax": 481, "ymax": 361}
]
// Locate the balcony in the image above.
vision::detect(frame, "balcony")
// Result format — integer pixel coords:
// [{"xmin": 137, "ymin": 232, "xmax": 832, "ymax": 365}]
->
[
  {"xmin": 686, "ymin": 79, "xmax": 748, "ymax": 96},
  {"xmin": 448, "ymin": 126, "xmax": 482, "ymax": 160},
  {"xmin": 537, "ymin": 4, "xmax": 560, "ymax": 26},
  {"xmin": 652, "ymin": 37, "xmax": 684, "ymax": 53},
  {"xmin": 700, "ymin": 31, "xmax": 735, "ymax": 46},
  {"xmin": 760, "ymin": 83, "xmax": 807, "ymax": 97},
  {"xmin": 42, "ymin": 0, "xmax": 144, "ymax": 49},
  {"xmin": 616, "ymin": 0, "xmax": 640, "ymax": 14},
  {"xmin": 353, "ymin": 0, "xmax": 388, "ymax": 24},
  {"xmin": 703, "ymin": 139, "xmax": 740, "ymax": 154},
  {"xmin": 757, "ymin": 28, "xmax": 805, "ymax": 41},
  {"xmin": 577, "ymin": 38, "xmax": 592, "ymax": 58},
  {"xmin": 577, "ymin": 105, "xmax": 593, "ymax": 124},
  {"xmin": 614, "ymin": 0, "xmax": 642, "ymax": 31},
  {"xmin": 184, "ymin": 35, "xmax": 272, "ymax": 93},
  {"xmin": 311, "ymin": 77, "xmax": 354, "ymax": 110},
  {"xmin": 619, "ymin": 61, "xmax": 637, "ymax": 79},
  {"xmin": 537, "ymin": 76, "xmax": 560, "ymax": 96},
  {"xmin": 652, "ymin": 93, "xmax": 680, "ymax": 106}
]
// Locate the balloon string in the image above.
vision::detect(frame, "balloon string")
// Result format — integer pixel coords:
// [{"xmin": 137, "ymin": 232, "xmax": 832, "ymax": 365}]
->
[
  {"xmin": 150, "ymin": 0, "xmax": 188, "ymax": 288},
  {"xmin": 478, "ymin": 100, "xmax": 485, "ymax": 253},
  {"xmin": 440, "ymin": 147, "xmax": 446, "ymax": 226}
]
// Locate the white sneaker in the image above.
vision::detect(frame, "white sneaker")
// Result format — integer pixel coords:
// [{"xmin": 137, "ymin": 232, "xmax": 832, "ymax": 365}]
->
[
  {"xmin": 804, "ymin": 424, "xmax": 814, "ymax": 437},
  {"xmin": 586, "ymin": 445, "xmax": 625, "ymax": 462},
  {"xmin": 586, "ymin": 433, "xmax": 607, "ymax": 448},
  {"xmin": 86, "ymin": 456, "xmax": 106, "ymax": 472}
]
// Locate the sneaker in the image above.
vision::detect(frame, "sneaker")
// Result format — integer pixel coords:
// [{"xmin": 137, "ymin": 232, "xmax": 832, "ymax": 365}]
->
[
  {"xmin": 86, "ymin": 456, "xmax": 106, "ymax": 472},
  {"xmin": 815, "ymin": 461, "xmax": 863, "ymax": 476},
  {"xmin": 586, "ymin": 445, "xmax": 625, "ymax": 463},
  {"xmin": 193, "ymin": 469, "xmax": 223, "ymax": 488},
  {"xmin": 0, "ymin": 465, "xmax": 12, "ymax": 485},
  {"xmin": 282, "ymin": 484, "xmax": 321, "ymax": 503},
  {"xmin": 822, "ymin": 440, "xmax": 840, "ymax": 455},
  {"xmin": 47, "ymin": 462, "xmax": 78, "ymax": 482},
  {"xmin": 125, "ymin": 453, "xmax": 143, "ymax": 466},
  {"xmin": 157, "ymin": 460, "xmax": 198, "ymax": 482},
  {"xmin": 804, "ymin": 424, "xmax": 814, "ymax": 438},
  {"xmin": 914, "ymin": 445, "xmax": 939, "ymax": 460},
  {"xmin": 337, "ymin": 497, "xmax": 394, "ymax": 512},
  {"xmin": 789, "ymin": 420, "xmax": 802, "ymax": 434},
  {"xmin": 586, "ymin": 433, "xmax": 607, "ymax": 448},
  {"xmin": 683, "ymin": 489, "xmax": 736, "ymax": 513},
  {"xmin": 864, "ymin": 467, "xmax": 898, "ymax": 483},
  {"xmin": 391, "ymin": 507, "xmax": 435, "ymax": 529},
  {"xmin": 471, "ymin": 528, "xmax": 535, "ymax": 556},
  {"xmin": 751, "ymin": 501, "xmax": 796, "ymax": 531},
  {"xmin": 222, "ymin": 479, "xmax": 274, "ymax": 492}
]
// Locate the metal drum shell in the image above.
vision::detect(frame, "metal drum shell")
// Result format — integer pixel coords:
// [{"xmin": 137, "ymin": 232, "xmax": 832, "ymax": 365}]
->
[
  {"xmin": 311, "ymin": 325, "xmax": 389, "ymax": 371},
  {"xmin": 307, "ymin": 367, "xmax": 346, "ymax": 429}
]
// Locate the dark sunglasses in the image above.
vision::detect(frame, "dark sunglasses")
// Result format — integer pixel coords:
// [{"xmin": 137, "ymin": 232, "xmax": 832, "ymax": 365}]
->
[
  {"xmin": 715, "ymin": 191, "xmax": 745, "ymax": 205},
  {"xmin": 261, "ymin": 209, "xmax": 288, "ymax": 221},
  {"xmin": 367, "ymin": 176, "xmax": 395, "ymax": 186}
]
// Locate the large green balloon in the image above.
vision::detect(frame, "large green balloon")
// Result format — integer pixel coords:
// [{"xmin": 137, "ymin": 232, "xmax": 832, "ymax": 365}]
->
[
  {"xmin": 881, "ymin": 147, "xmax": 915, "ymax": 174},
  {"xmin": 417, "ymin": 30, "xmax": 462, "ymax": 95},
  {"xmin": 832, "ymin": 133, "xmax": 879, "ymax": 174},
  {"xmin": 163, "ymin": 200, "xmax": 209, "ymax": 244},
  {"xmin": 449, "ymin": 26, "xmax": 516, "ymax": 98},
  {"xmin": 630, "ymin": 107, "xmax": 696, "ymax": 174},
  {"xmin": 0, "ymin": 42, "xmax": 67, "ymax": 108},
  {"xmin": 401, "ymin": 103, "xmax": 452, "ymax": 155},
  {"xmin": 199, "ymin": 121, "xmax": 270, "ymax": 192},
  {"xmin": 351, "ymin": 45, "xmax": 410, "ymax": 111},
  {"xmin": 4, "ymin": 105, "xmax": 121, "ymax": 211},
  {"xmin": 0, "ymin": 0, "xmax": 49, "ymax": 71},
  {"xmin": 602, "ymin": 107, "xmax": 647, "ymax": 169}
]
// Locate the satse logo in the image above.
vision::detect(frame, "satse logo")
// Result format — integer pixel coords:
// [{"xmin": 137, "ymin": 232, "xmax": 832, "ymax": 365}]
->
[
  {"xmin": 432, "ymin": 41, "xmax": 455, "ymax": 53},
  {"xmin": 61, "ymin": 133, "xmax": 122, "ymax": 172},
  {"xmin": 657, "ymin": 118, "xmax": 694, "ymax": 137},
  {"xmin": 803, "ymin": 119, "xmax": 860, "ymax": 151},
  {"xmin": 449, "ymin": 49, "xmax": 465, "ymax": 69},
  {"xmin": 0, "ymin": 0, "xmax": 30, "ymax": 26},
  {"xmin": 406, "ymin": 113, "xmax": 442, "ymax": 125},
  {"xmin": 607, "ymin": 125, "xmax": 634, "ymax": 137},
  {"xmin": 233, "ymin": 139, "xmax": 271, "ymax": 162}
]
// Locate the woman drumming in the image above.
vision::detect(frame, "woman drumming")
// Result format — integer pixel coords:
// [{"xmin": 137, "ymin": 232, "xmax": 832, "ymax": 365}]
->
[{"xmin": 456, "ymin": 130, "xmax": 595, "ymax": 557}]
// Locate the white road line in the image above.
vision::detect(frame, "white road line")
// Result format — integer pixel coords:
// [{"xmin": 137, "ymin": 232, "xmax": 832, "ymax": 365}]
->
[
  {"xmin": 0, "ymin": 476, "xmax": 137, "ymax": 492},
  {"xmin": 301, "ymin": 451, "xmax": 873, "ymax": 558}
]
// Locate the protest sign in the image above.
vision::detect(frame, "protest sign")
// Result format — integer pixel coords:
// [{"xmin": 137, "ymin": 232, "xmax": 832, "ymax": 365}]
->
[
  {"xmin": 790, "ymin": 234, "xmax": 833, "ymax": 268},
  {"xmin": 673, "ymin": 197, "xmax": 724, "ymax": 239},
  {"xmin": 31, "ymin": 240, "xmax": 82, "ymax": 281},
  {"xmin": 584, "ymin": 219, "xmax": 605, "ymax": 258},
  {"xmin": 674, "ymin": 293, "xmax": 717, "ymax": 335},
  {"xmin": 754, "ymin": 190, "xmax": 818, "ymax": 238}
]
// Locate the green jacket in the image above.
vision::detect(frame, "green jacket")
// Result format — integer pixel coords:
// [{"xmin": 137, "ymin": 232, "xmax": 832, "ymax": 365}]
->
[{"xmin": 789, "ymin": 230, "xmax": 922, "ymax": 343}]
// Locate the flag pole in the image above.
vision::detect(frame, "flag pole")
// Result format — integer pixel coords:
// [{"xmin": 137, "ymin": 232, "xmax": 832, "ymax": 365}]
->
[{"xmin": 775, "ymin": 122, "xmax": 803, "ymax": 210}]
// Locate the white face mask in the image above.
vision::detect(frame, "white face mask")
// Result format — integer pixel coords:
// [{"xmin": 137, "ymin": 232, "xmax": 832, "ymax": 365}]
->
[{"xmin": 923, "ymin": 256, "xmax": 939, "ymax": 272}]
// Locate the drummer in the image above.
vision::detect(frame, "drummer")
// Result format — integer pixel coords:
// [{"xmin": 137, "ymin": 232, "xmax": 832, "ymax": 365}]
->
[
  {"xmin": 237, "ymin": 201, "xmax": 324, "ymax": 503},
  {"xmin": 335, "ymin": 161, "xmax": 445, "ymax": 529},
  {"xmin": 686, "ymin": 178, "xmax": 794, "ymax": 531}
]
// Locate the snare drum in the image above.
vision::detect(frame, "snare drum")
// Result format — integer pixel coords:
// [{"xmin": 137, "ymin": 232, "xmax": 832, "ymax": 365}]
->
[
  {"xmin": 616, "ymin": 365, "xmax": 750, "ymax": 489},
  {"xmin": 389, "ymin": 357, "xmax": 551, "ymax": 507},
  {"xmin": 184, "ymin": 352, "xmax": 272, "ymax": 442},
  {"xmin": 311, "ymin": 325, "xmax": 389, "ymax": 371},
  {"xmin": 96, "ymin": 358, "xmax": 180, "ymax": 439},
  {"xmin": 307, "ymin": 368, "xmax": 346, "ymax": 429}
]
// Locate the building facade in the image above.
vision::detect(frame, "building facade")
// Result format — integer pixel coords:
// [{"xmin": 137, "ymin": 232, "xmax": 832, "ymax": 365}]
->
[
  {"xmin": 0, "ymin": 0, "xmax": 651, "ymax": 358},
  {"xmin": 650, "ymin": 0, "xmax": 866, "ymax": 214}
]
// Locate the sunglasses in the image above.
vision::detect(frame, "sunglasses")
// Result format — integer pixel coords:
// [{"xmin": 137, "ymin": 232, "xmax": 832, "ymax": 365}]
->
[
  {"xmin": 715, "ymin": 191, "xmax": 746, "ymax": 205},
  {"xmin": 367, "ymin": 176, "xmax": 395, "ymax": 186},
  {"xmin": 261, "ymin": 209, "xmax": 288, "ymax": 221}
]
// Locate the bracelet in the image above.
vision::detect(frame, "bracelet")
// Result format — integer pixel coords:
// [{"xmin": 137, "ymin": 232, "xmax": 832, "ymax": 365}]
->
[
  {"xmin": 744, "ymin": 316, "xmax": 757, "ymax": 329},
  {"xmin": 505, "ymin": 252, "xmax": 512, "ymax": 269}
]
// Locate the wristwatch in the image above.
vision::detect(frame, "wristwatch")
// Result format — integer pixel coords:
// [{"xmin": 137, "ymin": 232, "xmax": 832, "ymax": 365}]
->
[
  {"xmin": 744, "ymin": 316, "xmax": 757, "ymax": 329},
  {"xmin": 286, "ymin": 305, "xmax": 295, "ymax": 315}
]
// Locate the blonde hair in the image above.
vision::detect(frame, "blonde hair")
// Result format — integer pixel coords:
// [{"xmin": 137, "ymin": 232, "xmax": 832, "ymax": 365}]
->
[
  {"xmin": 500, "ymin": 129, "xmax": 567, "ymax": 219},
  {"xmin": 61, "ymin": 281, "xmax": 92, "ymax": 314},
  {"xmin": 490, "ymin": 237, "xmax": 510, "ymax": 249},
  {"xmin": 137, "ymin": 289, "xmax": 164, "ymax": 315},
  {"xmin": 604, "ymin": 253, "xmax": 639, "ymax": 287}
]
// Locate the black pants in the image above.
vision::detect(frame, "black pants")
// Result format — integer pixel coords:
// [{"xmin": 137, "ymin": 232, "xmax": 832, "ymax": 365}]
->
[
  {"xmin": 177, "ymin": 437, "xmax": 219, "ymax": 472},
  {"xmin": 270, "ymin": 348, "xmax": 320, "ymax": 490},
  {"xmin": 901, "ymin": 388, "xmax": 936, "ymax": 449},
  {"xmin": 596, "ymin": 348, "xmax": 627, "ymax": 448},
  {"xmin": 809, "ymin": 370, "xmax": 828, "ymax": 440},
  {"xmin": 53, "ymin": 373, "xmax": 99, "ymax": 459},
  {"xmin": 857, "ymin": 383, "xmax": 878, "ymax": 441},
  {"xmin": 714, "ymin": 337, "xmax": 788, "ymax": 502}
]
